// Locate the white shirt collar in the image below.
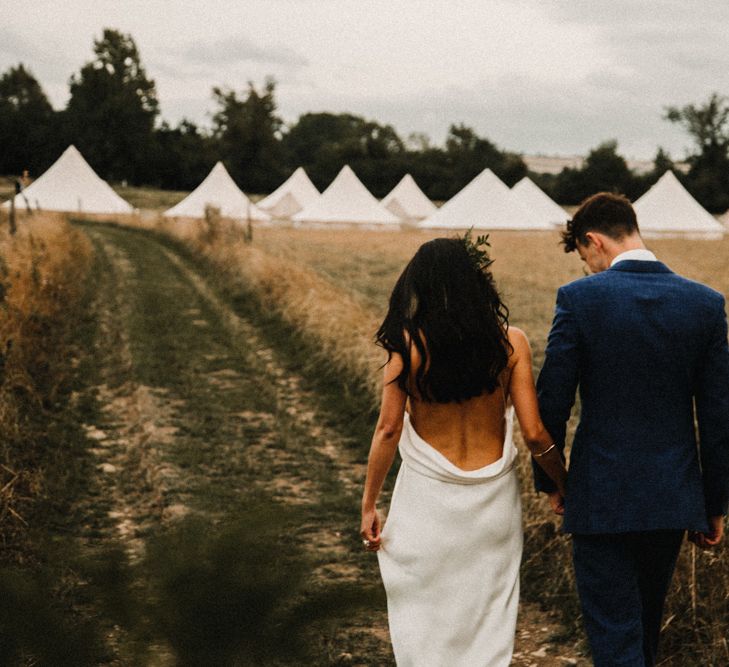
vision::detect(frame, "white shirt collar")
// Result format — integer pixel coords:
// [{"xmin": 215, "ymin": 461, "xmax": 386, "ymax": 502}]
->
[{"xmin": 610, "ymin": 248, "xmax": 657, "ymax": 267}]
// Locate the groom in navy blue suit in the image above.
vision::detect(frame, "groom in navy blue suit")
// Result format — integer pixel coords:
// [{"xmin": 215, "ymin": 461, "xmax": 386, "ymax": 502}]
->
[{"xmin": 535, "ymin": 192, "xmax": 729, "ymax": 667}]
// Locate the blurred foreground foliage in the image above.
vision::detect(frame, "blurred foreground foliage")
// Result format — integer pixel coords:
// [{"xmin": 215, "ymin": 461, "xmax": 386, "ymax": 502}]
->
[{"xmin": 1, "ymin": 500, "xmax": 374, "ymax": 666}]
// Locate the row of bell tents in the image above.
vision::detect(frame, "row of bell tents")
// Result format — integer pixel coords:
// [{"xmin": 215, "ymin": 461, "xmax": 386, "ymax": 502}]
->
[{"xmin": 2, "ymin": 145, "xmax": 726, "ymax": 236}]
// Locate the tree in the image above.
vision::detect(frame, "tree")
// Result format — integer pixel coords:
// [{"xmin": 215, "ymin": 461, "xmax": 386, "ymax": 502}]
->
[
  {"xmin": 624, "ymin": 146, "xmax": 676, "ymax": 201},
  {"xmin": 443, "ymin": 124, "xmax": 526, "ymax": 195},
  {"xmin": 651, "ymin": 147, "xmax": 674, "ymax": 176},
  {"xmin": 63, "ymin": 29, "xmax": 158, "ymax": 184},
  {"xmin": 405, "ymin": 132, "xmax": 431, "ymax": 152},
  {"xmin": 665, "ymin": 93, "xmax": 729, "ymax": 211},
  {"xmin": 665, "ymin": 93, "xmax": 729, "ymax": 157},
  {"xmin": 553, "ymin": 140, "xmax": 641, "ymax": 204},
  {"xmin": 150, "ymin": 120, "xmax": 216, "ymax": 190},
  {"xmin": 211, "ymin": 78, "xmax": 284, "ymax": 193},
  {"xmin": 403, "ymin": 146, "xmax": 452, "ymax": 201},
  {"xmin": 282, "ymin": 112, "xmax": 405, "ymax": 196},
  {"xmin": 0, "ymin": 64, "xmax": 60, "ymax": 176}
]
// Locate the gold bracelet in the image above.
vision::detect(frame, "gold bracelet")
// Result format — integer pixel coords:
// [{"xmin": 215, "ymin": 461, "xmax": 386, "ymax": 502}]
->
[{"xmin": 534, "ymin": 443, "xmax": 557, "ymax": 458}]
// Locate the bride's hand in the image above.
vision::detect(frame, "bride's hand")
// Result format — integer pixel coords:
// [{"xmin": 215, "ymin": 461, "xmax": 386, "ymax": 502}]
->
[
  {"xmin": 547, "ymin": 491, "xmax": 565, "ymax": 515},
  {"xmin": 360, "ymin": 507, "xmax": 382, "ymax": 552}
]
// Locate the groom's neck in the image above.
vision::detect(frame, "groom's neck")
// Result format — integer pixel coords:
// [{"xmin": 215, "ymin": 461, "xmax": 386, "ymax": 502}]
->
[{"xmin": 604, "ymin": 232, "xmax": 646, "ymax": 264}]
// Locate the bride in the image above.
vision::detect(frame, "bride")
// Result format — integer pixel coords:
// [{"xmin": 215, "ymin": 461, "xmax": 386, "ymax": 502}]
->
[{"xmin": 360, "ymin": 235, "xmax": 567, "ymax": 666}]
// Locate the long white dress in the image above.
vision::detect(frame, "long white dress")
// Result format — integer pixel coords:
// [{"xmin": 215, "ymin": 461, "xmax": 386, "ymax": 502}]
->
[{"xmin": 377, "ymin": 406, "xmax": 522, "ymax": 666}]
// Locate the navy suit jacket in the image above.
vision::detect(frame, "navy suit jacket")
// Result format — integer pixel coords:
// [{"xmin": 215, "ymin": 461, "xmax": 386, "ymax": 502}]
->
[{"xmin": 535, "ymin": 259, "xmax": 729, "ymax": 534}]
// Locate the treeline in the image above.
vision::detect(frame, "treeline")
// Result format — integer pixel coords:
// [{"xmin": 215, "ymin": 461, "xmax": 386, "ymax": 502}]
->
[{"xmin": 3, "ymin": 29, "xmax": 729, "ymax": 210}]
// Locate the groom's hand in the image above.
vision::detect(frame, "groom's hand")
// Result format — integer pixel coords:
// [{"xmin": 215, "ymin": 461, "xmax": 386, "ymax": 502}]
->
[
  {"xmin": 547, "ymin": 491, "xmax": 565, "ymax": 515},
  {"xmin": 689, "ymin": 515, "xmax": 725, "ymax": 549}
]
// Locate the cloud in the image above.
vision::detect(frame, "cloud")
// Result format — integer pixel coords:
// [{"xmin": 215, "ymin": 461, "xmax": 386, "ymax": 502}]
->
[
  {"xmin": 180, "ymin": 35, "xmax": 308, "ymax": 69},
  {"xmin": 533, "ymin": 2, "xmax": 729, "ymax": 87},
  {"xmin": 5, "ymin": 0, "xmax": 720, "ymax": 160},
  {"xmin": 277, "ymin": 70, "xmax": 692, "ymax": 160},
  {"xmin": 536, "ymin": 1, "xmax": 729, "ymax": 27},
  {"xmin": 0, "ymin": 27, "xmax": 35, "ymax": 60},
  {"xmin": 0, "ymin": 27, "xmax": 78, "ymax": 108}
]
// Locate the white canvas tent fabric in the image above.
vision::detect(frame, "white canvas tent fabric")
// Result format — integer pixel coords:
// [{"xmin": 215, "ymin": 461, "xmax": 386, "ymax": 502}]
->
[
  {"xmin": 257, "ymin": 167, "xmax": 319, "ymax": 218},
  {"xmin": 266, "ymin": 191, "xmax": 303, "ymax": 219},
  {"xmin": 511, "ymin": 177, "xmax": 567, "ymax": 226},
  {"xmin": 381, "ymin": 174, "xmax": 436, "ymax": 221},
  {"xmin": 1, "ymin": 145, "xmax": 133, "ymax": 214},
  {"xmin": 420, "ymin": 169, "xmax": 551, "ymax": 230},
  {"xmin": 292, "ymin": 165, "xmax": 399, "ymax": 225},
  {"xmin": 163, "ymin": 162, "xmax": 269, "ymax": 221},
  {"xmin": 634, "ymin": 170, "xmax": 724, "ymax": 236}
]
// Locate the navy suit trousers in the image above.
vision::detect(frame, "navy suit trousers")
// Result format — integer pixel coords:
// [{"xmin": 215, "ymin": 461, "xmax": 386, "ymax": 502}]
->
[{"xmin": 572, "ymin": 530, "xmax": 684, "ymax": 667}]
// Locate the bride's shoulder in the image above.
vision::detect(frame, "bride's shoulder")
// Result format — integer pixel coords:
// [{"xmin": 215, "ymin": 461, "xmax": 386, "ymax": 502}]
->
[
  {"xmin": 506, "ymin": 325, "xmax": 530, "ymax": 346},
  {"xmin": 506, "ymin": 327, "xmax": 532, "ymax": 363}
]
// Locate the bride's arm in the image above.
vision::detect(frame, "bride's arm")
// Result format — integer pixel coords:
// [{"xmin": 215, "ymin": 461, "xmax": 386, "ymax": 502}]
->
[
  {"xmin": 360, "ymin": 353, "xmax": 407, "ymax": 551},
  {"xmin": 507, "ymin": 328, "xmax": 568, "ymax": 496}
]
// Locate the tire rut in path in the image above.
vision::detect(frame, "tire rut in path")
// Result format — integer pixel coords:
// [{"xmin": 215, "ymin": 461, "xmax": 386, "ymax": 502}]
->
[{"xmin": 79, "ymin": 224, "xmax": 587, "ymax": 666}]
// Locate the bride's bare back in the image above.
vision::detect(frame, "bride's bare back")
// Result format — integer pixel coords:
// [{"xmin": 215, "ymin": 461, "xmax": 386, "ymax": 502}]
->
[
  {"xmin": 408, "ymin": 381, "xmax": 509, "ymax": 471},
  {"xmin": 407, "ymin": 327, "xmax": 543, "ymax": 471}
]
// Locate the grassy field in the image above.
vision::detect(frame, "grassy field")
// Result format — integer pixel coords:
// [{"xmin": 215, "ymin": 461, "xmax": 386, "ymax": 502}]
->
[
  {"xmin": 0, "ymin": 176, "xmax": 15, "ymax": 201},
  {"xmin": 0, "ymin": 212, "xmax": 93, "ymax": 559},
  {"xmin": 2, "ymin": 191, "xmax": 728, "ymax": 663},
  {"xmin": 253, "ymin": 225, "xmax": 729, "ymax": 347},
  {"xmin": 254, "ymin": 227, "xmax": 584, "ymax": 360},
  {"xmin": 113, "ymin": 185, "xmax": 189, "ymax": 212},
  {"xmin": 1, "ymin": 215, "xmax": 401, "ymax": 665},
  {"xmin": 259, "ymin": 225, "xmax": 729, "ymax": 666},
  {"xmin": 141, "ymin": 215, "xmax": 728, "ymax": 666}
]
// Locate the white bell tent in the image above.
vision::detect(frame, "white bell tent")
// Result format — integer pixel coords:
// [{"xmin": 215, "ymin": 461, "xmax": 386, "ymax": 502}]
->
[
  {"xmin": 633, "ymin": 171, "xmax": 724, "ymax": 237},
  {"xmin": 511, "ymin": 177, "xmax": 567, "ymax": 227},
  {"xmin": 163, "ymin": 162, "xmax": 269, "ymax": 221},
  {"xmin": 419, "ymin": 169, "xmax": 551, "ymax": 230},
  {"xmin": 257, "ymin": 167, "xmax": 320, "ymax": 218},
  {"xmin": 381, "ymin": 174, "xmax": 436, "ymax": 221},
  {"xmin": 1, "ymin": 145, "xmax": 133, "ymax": 215},
  {"xmin": 292, "ymin": 165, "xmax": 399, "ymax": 225}
]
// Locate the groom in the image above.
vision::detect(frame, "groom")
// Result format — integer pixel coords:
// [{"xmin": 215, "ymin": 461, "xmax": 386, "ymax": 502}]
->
[{"xmin": 535, "ymin": 192, "xmax": 729, "ymax": 667}]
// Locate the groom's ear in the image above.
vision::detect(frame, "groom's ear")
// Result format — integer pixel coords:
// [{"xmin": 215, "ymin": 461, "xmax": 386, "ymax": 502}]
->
[{"xmin": 584, "ymin": 231, "xmax": 603, "ymax": 250}]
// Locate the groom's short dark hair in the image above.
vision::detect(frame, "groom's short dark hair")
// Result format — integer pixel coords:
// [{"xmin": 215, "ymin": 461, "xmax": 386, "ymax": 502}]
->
[{"xmin": 561, "ymin": 192, "xmax": 639, "ymax": 253}]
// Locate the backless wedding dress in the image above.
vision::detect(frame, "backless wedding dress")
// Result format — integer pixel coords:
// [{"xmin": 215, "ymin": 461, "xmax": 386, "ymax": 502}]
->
[{"xmin": 377, "ymin": 404, "xmax": 522, "ymax": 666}]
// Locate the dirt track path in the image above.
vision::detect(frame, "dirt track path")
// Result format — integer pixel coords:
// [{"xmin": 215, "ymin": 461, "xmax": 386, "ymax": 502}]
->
[{"xmin": 75, "ymin": 223, "xmax": 587, "ymax": 665}]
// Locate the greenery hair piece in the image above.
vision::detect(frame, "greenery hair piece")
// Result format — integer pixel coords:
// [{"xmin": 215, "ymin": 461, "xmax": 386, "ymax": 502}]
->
[{"xmin": 460, "ymin": 228, "xmax": 494, "ymax": 272}]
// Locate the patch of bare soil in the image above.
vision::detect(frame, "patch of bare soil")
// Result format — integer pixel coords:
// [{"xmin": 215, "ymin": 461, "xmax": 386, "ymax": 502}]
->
[{"xmin": 79, "ymin": 239, "xmax": 189, "ymax": 563}]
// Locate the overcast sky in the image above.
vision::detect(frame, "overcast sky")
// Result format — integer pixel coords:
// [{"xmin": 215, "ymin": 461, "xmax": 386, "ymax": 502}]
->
[{"xmin": 3, "ymin": 1, "xmax": 729, "ymax": 160}]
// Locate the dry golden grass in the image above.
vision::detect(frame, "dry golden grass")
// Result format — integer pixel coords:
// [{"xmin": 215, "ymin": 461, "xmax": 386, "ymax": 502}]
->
[
  {"xmin": 253, "ymin": 226, "xmax": 729, "ymax": 663},
  {"xmin": 254, "ymin": 227, "xmax": 585, "ymax": 359},
  {"xmin": 0, "ymin": 177, "xmax": 15, "ymax": 202},
  {"xmin": 124, "ymin": 216, "xmax": 729, "ymax": 664},
  {"xmin": 0, "ymin": 210, "xmax": 93, "ymax": 550},
  {"xmin": 130, "ymin": 214, "xmax": 387, "ymax": 402}
]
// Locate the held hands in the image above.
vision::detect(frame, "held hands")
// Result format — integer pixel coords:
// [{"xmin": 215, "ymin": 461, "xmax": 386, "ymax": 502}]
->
[
  {"xmin": 360, "ymin": 507, "xmax": 382, "ymax": 552},
  {"xmin": 688, "ymin": 516, "xmax": 725, "ymax": 549},
  {"xmin": 547, "ymin": 491, "xmax": 565, "ymax": 516}
]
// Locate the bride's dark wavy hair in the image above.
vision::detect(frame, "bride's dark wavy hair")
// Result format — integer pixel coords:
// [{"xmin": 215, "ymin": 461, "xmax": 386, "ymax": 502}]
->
[{"xmin": 376, "ymin": 237, "xmax": 511, "ymax": 403}]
